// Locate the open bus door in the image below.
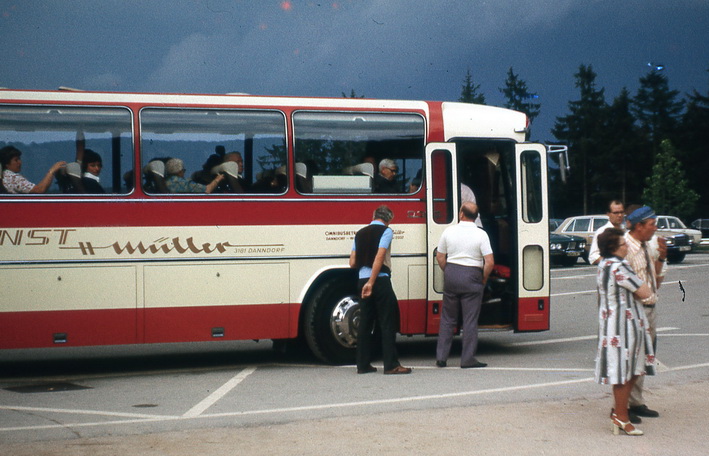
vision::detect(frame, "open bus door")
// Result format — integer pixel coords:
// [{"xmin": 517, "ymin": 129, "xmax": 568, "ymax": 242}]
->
[
  {"xmin": 514, "ymin": 143, "xmax": 550, "ymax": 331},
  {"xmin": 425, "ymin": 142, "xmax": 459, "ymax": 334}
]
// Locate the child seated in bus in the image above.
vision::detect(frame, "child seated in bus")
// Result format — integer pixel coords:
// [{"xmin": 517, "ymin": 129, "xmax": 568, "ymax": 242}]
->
[{"xmin": 80, "ymin": 149, "xmax": 105, "ymax": 193}]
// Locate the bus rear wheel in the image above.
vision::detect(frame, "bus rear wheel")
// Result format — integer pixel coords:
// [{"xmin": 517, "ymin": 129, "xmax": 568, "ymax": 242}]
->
[{"xmin": 304, "ymin": 278, "xmax": 360, "ymax": 364}]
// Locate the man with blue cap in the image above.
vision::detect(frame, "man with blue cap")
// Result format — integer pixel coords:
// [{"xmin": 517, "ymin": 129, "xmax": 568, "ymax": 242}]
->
[{"xmin": 624, "ymin": 205, "xmax": 668, "ymax": 420}]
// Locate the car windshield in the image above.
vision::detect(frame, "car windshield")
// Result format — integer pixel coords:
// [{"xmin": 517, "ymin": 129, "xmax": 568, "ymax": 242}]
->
[{"xmin": 668, "ymin": 217, "xmax": 686, "ymax": 229}]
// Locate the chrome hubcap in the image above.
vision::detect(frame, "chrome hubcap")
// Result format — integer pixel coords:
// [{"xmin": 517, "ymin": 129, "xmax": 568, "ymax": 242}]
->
[{"xmin": 329, "ymin": 295, "xmax": 360, "ymax": 348}]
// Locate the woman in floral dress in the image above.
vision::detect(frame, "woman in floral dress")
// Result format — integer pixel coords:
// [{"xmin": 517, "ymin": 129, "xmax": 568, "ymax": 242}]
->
[{"xmin": 595, "ymin": 227, "xmax": 655, "ymax": 436}]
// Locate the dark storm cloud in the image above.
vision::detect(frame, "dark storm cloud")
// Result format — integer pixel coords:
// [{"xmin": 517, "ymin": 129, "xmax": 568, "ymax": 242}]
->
[{"xmin": 1, "ymin": 0, "xmax": 708, "ymax": 140}]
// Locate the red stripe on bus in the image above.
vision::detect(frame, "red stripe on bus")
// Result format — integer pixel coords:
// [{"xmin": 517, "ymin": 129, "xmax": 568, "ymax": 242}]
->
[{"xmin": 1, "ymin": 200, "xmax": 427, "ymax": 228}]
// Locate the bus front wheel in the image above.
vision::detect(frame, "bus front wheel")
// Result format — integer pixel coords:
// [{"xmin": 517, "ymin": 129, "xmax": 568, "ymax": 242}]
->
[{"xmin": 304, "ymin": 279, "xmax": 360, "ymax": 364}]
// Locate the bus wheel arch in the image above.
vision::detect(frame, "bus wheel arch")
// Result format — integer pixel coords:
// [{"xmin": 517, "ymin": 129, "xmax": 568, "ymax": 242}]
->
[{"xmin": 302, "ymin": 271, "xmax": 360, "ymax": 365}]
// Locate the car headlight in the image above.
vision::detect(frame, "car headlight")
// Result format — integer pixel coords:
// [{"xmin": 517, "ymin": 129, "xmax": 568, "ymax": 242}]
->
[
  {"xmin": 579, "ymin": 242, "xmax": 586, "ymax": 249},
  {"xmin": 551, "ymin": 243, "xmax": 562, "ymax": 250},
  {"xmin": 665, "ymin": 237, "xmax": 675, "ymax": 246}
]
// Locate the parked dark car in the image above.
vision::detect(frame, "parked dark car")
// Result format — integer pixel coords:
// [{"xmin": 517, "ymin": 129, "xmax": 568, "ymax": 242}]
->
[
  {"xmin": 665, "ymin": 232, "xmax": 691, "ymax": 264},
  {"xmin": 550, "ymin": 232, "xmax": 586, "ymax": 267},
  {"xmin": 691, "ymin": 219, "xmax": 709, "ymax": 244}
]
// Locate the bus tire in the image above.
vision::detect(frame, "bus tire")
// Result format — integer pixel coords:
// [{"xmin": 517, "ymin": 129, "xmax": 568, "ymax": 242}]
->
[{"xmin": 304, "ymin": 278, "xmax": 360, "ymax": 365}]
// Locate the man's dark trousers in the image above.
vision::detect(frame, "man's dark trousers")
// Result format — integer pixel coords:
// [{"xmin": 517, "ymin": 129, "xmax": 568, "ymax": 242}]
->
[{"xmin": 356, "ymin": 276, "xmax": 400, "ymax": 371}]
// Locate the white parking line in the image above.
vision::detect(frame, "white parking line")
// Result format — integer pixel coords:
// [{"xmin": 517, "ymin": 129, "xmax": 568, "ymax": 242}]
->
[
  {"xmin": 509, "ymin": 327, "xmax": 680, "ymax": 346},
  {"xmin": 2, "ymin": 361, "xmax": 709, "ymax": 433},
  {"xmin": 552, "ymin": 280, "xmax": 683, "ymax": 297},
  {"xmin": 182, "ymin": 367, "xmax": 256, "ymax": 418}
]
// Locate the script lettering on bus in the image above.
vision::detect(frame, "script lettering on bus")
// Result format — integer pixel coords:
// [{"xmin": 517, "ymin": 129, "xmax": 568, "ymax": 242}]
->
[
  {"xmin": 0, "ymin": 229, "xmax": 76, "ymax": 246},
  {"xmin": 57, "ymin": 237, "xmax": 286, "ymax": 256}
]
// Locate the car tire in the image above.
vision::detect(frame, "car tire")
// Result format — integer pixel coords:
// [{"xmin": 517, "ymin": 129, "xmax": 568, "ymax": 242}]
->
[{"xmin": 667, "ymin": 252, "xmax": 685, "ymax": 264}]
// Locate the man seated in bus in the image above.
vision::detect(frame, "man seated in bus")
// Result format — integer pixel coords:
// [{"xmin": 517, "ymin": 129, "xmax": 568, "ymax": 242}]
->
[
  {"xmin": 374, "ymin": 158, "xmax": 399, "ymax": 193},
  {"xmin": 222, "ymin": 151, "xmax": 250, "ymax": 192},
  {"xmin": 0, "ymin": 146, "xmax": 66, "ymax": 194},
  {"xmin": 165, "ymin": 157, "xmax": 224, "ymax": 194}
]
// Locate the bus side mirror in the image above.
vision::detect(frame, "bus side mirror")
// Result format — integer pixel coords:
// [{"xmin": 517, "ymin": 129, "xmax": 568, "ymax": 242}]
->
[{"xmin": 546, "ymin": 145, "xmax": 569, "ymax": 184}]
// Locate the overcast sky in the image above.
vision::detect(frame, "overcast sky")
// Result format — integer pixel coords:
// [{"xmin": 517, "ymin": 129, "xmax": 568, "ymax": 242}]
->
[{"xmin": 2, "ymin": 0, "xmax": 708, "ymax": 141}]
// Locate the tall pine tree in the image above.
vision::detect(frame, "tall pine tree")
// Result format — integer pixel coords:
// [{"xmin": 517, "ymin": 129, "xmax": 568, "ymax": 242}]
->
[
  {"xmin": 459, "ymin": 69, "xmax": 486, "ymax": 104},
  {"xmin": 552, "ymin": 64, "xmax": 608, "ymax": 215},
  {"xmin": 499, "ymin": 67, "xmax": 541, "ymax": 131},
  {"xmin": 632, "ymin": 70, "xmax": 684, "ymax": 158}
]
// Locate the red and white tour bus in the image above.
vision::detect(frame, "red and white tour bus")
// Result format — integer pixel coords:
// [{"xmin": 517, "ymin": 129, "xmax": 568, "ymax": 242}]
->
[{"xmin": 0, "ymin": 89, "xmax": 551, "ymax": 363}]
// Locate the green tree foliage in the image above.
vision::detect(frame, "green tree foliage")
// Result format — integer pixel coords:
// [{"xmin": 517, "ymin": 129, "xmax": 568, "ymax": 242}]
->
[
  {"xmin": 459, "ymin": 69, "xmax": 486, "ymax": 104},
  {"xmin": 643, "ymin": 139, "xmax": 699, "ymax": 220},
  {"xmin": 552, "ymin": 64, "xmax": 608, "ymax": 215},
  {"xmin": 675, "ymin": 73, "xmax": 709, "ymax": 217},
  {"xmin": 499, "ymin": 67, "xmax": 541, "ymax": 126},
  {"xmin": 603, "ymin": 88, "xmax": 647, "ymax": 205},
  {"xmin": 632, "ymin": 70, "xmax": 684, "ymax": 156}
]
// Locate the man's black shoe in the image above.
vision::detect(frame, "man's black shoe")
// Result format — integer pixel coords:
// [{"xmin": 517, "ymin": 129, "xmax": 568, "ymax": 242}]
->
[
  {"xmin": 435, "ymin": 360, "xmax": 447, "ymax": 368},
  {"xmin": 357, "ymin": 365, "xmax": 377, "ymax": 374},
  {"xmin": 630, "ymin": 405, "xmax": 659, "ymax": 418},
  {"xmin": 628, "ymin": 410, "xmax": 642, "ymax": 424}
]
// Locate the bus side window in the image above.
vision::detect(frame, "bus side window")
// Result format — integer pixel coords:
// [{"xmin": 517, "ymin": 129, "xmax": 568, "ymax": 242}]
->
[
  {"xmin": 0, "ymin": 106, "xmax": 133, "ymax": 195},
  {"xmin": 293, "ymin": 111, "xmax": 424, "ymax": 195},
  {"xmin": 139, "ymin": 108, "xmax": 287, "ymax": 196}
]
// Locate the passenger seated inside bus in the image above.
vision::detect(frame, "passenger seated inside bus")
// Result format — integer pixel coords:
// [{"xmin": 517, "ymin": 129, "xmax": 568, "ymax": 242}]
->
[
  {"xmin": 210, "ymin": 161, "xmax": 243, "ymax": 193},
  {"xmin": 373, "ymin": 158, "xmax": 400, "ymax": 193},
  {"xmin": 143, "ymin": 159, "xmax": 169, "ymax": 193},
  {"xmin": 80, "ymin": 149, "xmax": 105, "ymax": 193},
  {"xmin": 56, "ymin": 162, "xmax": 85, "ymax": 193},
  {"xmin": 164, "ymin": 158, "xmax": 224, "ymax": 194},
  {"xmin": 0, "ymin": 145, "xmax": 66, "ymax": 194},
  {"xmin": 222, "ymin": 151, "xmax": 249, "ymax": 192},
  {"xmin": 295, "ymin": 162, "xmax": 312, "ymax": 193},
  {"xmin": 191, "ymin": 152, "xmax": 223, "ymax": 187}
]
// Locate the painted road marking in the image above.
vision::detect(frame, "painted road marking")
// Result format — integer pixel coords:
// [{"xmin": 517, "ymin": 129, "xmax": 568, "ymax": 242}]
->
[
  {"xmin": 3, "ymin": 361, "xmax": 709, "ymax": 433},
  {"xmin": 182, "ymin": 367, "xmax": 256, "ymax": 418}
]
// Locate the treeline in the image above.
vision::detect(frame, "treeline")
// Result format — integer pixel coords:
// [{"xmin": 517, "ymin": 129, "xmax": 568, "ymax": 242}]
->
[
  {"xmin": 549, "ymin": 65, "xmax": 706, "ymax": 221},
  {"xmin": 461, "ymin": 64, "xmax": 708, "ymax": 221},
  {"xmin": 347, "ymin": 65, "xmax": 709, "ymax": 221}
]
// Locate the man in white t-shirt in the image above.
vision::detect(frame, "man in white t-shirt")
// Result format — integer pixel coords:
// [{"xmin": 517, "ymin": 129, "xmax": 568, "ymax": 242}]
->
[{"xmin": 435, "ymin": 202, "xmax": 494, "ymax": 368}]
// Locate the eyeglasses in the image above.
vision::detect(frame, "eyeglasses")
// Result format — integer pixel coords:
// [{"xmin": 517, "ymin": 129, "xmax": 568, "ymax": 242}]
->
[{"xmin": 386, "ymin": 168, "xmax": 398, "ymax": 174}]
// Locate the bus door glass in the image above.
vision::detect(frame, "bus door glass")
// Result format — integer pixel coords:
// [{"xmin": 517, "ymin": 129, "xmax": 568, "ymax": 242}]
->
[
  {"xmin": 425, "ymin": 142, "xmax": 457, "ymax": 334},
  {"xmin": 515, "ymin": 143, "xmax": 550, "ymax": 331}
]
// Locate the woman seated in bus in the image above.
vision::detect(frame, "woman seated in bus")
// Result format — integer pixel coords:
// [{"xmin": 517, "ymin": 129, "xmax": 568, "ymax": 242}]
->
[
  {"xmin": 80, "ymin": 149, "xmax": 105, "ymax": 193},
  {"xmin": 0, "ymin": 145, "xmax": 66, "ymax": 194},
  {"xmin": 164, "ymin": 157, "xmax": 224, "ymax": 194}
]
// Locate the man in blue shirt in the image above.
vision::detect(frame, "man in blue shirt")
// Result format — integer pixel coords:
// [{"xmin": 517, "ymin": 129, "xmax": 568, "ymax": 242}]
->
[{"xmin": 349, "ymin": 205, "xmax": 411, "ymax": 375}]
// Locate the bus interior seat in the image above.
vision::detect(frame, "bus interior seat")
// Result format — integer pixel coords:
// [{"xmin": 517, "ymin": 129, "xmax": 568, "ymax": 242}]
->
[
  {"xmin": 295, "ymin": 162, "xmax": 312, "ymax": 193},
  {"xmin": 343, "ymin": 162, "xmax": 374, "ymax": 178},
  {"xmin": 57, "ymin": 162, "xmax": 85, "ymax": 193},
  {"xmin": 211, "ymin": 161, "xmax": 243, "ymax": 193},
  {"xmin": 144, "ymin": 160, "xmax": 169, "ymax": 193}
]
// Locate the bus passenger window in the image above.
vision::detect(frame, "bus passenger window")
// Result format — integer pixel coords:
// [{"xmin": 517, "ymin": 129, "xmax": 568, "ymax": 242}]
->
[
  {"xmin": 140, "ymin": 108, "xmax": 287, "ymax": 195},
  {"xmin": 0, "ymin": 106, "xmax": 133, "ymax": 195},
  {"xmin": 293, "ymin": 111, "xmax": 424, "ymax": 195}
]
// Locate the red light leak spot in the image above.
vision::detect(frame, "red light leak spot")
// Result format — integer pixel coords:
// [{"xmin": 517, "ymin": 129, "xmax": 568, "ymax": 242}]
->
[{"xmin": 280, "ymin": 1, "xmax": 293, "ymax": 11}]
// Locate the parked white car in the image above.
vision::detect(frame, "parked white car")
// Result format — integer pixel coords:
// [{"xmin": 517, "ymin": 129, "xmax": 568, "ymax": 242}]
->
[{"xmin": 656, "ymin": 215, "xmax": 702, "ymax": 247}]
